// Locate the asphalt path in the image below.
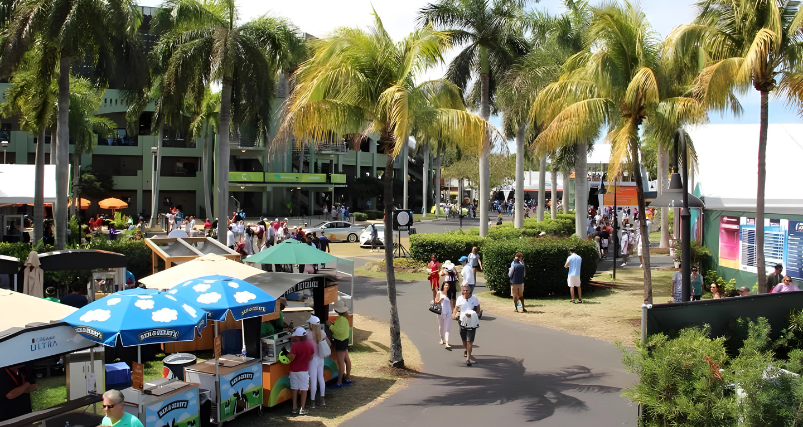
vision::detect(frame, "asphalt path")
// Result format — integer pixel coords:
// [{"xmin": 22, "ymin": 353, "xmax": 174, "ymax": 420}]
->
[{"xmin": 342, "ymin": 278, "xmax": 638, "ymax": 427}]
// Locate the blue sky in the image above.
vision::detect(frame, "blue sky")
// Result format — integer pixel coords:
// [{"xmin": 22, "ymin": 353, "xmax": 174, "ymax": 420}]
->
[{"xmin": 138, "ymin": 0, "xmax": 803, "ymax": 127}]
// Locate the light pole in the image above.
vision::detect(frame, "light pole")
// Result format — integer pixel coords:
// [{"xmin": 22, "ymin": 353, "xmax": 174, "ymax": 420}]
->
[
  {"xmin": 1, "ymin": 140, "xmax": 8, "ymax": 163},
  {"xmin": 651, "ymin": 129, "xmax": 705, "ymax": 301}
]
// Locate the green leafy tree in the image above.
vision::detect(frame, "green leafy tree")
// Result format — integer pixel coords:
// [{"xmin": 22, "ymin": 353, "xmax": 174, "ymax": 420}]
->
[
  {"xmin": 666, "ymin": 0, "xmax": 803, "ymax": 291},
  {"xmin": 152, "ymin": 0, "xmax": 304, "ymax": 242},
  {"xmin": 278, "ymin": 12, "xmax": 494, "ymax": 366},
  {"xmin": 419, "ymin": 0, "xmax": 530, "ymax": 237}
]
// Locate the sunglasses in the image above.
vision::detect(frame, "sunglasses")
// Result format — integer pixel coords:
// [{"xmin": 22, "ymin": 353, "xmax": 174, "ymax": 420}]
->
[
  {"xmin": 784, "ymin": 279, "xmax": 792, "ymax": 283},
  {"xmin": 102, "ymin": 405, "xmax": 115, "ymax": 409}
]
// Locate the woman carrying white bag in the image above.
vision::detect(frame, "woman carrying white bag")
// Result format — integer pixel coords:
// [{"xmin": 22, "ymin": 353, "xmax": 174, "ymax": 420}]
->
[{"xmin": 306, "ymin": 315, "xmax": 332, "ymax": 408}]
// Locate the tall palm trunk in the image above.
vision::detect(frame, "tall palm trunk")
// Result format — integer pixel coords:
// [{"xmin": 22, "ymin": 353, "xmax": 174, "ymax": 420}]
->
[
  {"xmin": 562, "ymin": 168, "xmax": 569, "ymax": 214},
  {"xmin": 149, "ymin": 122, "xmax": 164, "ymax": 228},
  {"xmin": 550, "ymin": 168, "xmax": 558, "ymax": 219},
  {"xmin": 33, "ymin": 126, "xmax": 46, "ymax": 244},
  {"xmin": 383, "ymin": 143, "xmax": 404, "ymax": 367},
  {"xmin": 631, "ymin": 136, "xmax": 652, "ymax": 303},
  {"xmin": 54, "ymin": 54, "xmax": 70, "ymax": 250},
  {"xmin": 756, "ymin": 89, "xmax": 769, "ymax": 293},
  {"xmin": 71, "ymin": 152, "xmax": 80, "ymax": 218},
  {"xmin": 537, "ymin": 156, "xmax": 546, "ymax": 221},
  {"xmin": 514, "ymin": 124, "xmax": 525, "ymax": 228},
  {"xmin": 435, "ymin": 144, "xmax": 442, "ymax": 216},
  {"xmin": 402, "ymin": 137, "xmax": 409, "ymax": 209},
  {"xmin": 575, "ymin": 141, "xmax": 588, "ymax": 238},
  {"xmin": 478, "ymin": 47, "xmax": 491, "ymax": 237},
  {"xmin": 202, "ymin": 123, "xmax": 213, "ymax": 220},
  {"xmin": 422, "ymin": 140, "xmax": 429, "ymax": 218},
  {"xmin": 50, "ymin": 122, "xmax": 57, "ymax": 165},
  {"xmin": 216, "ymin": 79, "xmax": 233, "ymax": 244},
  {"xmin": 658, "ymin": 143, "xmax": 669, "ymax": 247}
]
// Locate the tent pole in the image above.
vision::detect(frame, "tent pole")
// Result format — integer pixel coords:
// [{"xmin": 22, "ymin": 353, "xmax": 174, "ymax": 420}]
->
[
  {"xmin": 215, "ymin": 321, "xmax": 220, "ymax": 424},
  {"xmin": 241, "ymin": 320, "xmax": 246, "ymax": 356},
  {"xmin": 137, "ymin": 346, "xmax": 142, "ymax": 418}
]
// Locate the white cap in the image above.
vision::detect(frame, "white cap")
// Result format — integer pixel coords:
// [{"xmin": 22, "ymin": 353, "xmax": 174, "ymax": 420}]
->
[
  {"xmin": 292, "ymin": 327, "xmax": 307, "ymax": 337},
  {"xmin": 307, "ymin": 315, "xmax": 320, "ymax": 325}
]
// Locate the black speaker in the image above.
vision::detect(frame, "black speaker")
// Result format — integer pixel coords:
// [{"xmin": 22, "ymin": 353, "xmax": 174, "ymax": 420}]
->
[{"xmin": 393, "ymin": 209, "xmax": 414, "ymax": 231}]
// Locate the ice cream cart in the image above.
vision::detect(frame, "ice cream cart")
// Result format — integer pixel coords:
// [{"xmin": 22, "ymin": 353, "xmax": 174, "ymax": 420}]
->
[{"xmin": 184, "ymin": 356, "xmax": 263, "ymax": 423}]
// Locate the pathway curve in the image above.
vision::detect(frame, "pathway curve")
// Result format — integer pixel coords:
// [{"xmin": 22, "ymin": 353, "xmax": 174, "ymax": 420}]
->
[{"xmin": 342, "ymin": 278, "xmax": 638, "ymax": 427}]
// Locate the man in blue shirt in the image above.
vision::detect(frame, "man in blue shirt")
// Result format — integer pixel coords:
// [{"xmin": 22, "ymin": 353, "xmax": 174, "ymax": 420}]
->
[
  {"xmin": 509, "ymin": 252, "xmax": 526, "ymax": 313},
  {"xmin": 565, "ymin": 247, "xmax": 583, "ymax": 304}
]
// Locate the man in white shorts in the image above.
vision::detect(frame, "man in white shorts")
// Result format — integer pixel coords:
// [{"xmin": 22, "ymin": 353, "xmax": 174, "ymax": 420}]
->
[{"xmin": 565, "ymin": 247, "xmax": 583, "ymax": 304}]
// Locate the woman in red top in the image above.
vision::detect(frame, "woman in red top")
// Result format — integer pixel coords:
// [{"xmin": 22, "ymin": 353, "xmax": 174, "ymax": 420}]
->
[{"xmin": 428, "ymin": 254, "xmax": 440, "ymax": 302}]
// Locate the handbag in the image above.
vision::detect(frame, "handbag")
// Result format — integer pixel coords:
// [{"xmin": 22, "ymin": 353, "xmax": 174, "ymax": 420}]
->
[
  {"xmin": 429, "ymin": 301, "xmax": 442, "ymax": 314},
  {"xmin": 318, "ymin": 338, "xmax": 331, "ymax": 358}
]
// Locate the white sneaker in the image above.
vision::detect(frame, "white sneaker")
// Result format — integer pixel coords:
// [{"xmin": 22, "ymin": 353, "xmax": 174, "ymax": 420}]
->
[
  {"xmin": 639, "ymin": 264, "xmax": 643, "ymax": 268},
  {"xmin": 369, "ymin": 250, "xmax": 374, "ymax": 252},
  {"xmin": 621, "ymin": 262, "xmax": 627, "ymax": 267}
]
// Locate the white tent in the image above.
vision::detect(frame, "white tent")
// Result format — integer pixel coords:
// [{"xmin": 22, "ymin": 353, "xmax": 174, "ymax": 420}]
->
[
  {"xmin": 688, "ymin": 123, "xmax": 803, "ymax": 214},
  {"xmin": 0, "ymin": 164, "xmax": 57, "ymax": 206}
]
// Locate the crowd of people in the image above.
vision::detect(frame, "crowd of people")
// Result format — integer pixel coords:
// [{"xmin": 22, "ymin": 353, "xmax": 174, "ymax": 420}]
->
[{"xmin": 586, "ymin": 205, "xmax": 648, "ymax": 268}]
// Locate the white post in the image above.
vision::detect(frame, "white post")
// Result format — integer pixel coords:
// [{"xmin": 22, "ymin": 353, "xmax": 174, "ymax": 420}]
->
[
  {"xmin": 422, "ymin": 141, "xmax": 429, "ymax": 217},
  {"xmin": 402, "ymin": 138, "xmax": 409, "ymax": 210}
]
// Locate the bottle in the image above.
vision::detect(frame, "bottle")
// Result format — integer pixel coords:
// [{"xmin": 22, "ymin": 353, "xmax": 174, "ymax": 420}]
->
[
  {"xmin": 65, "ymin": 422, "xmax": 70, "ymax": 427},
  {"xmin": 241, "ymin": 346, "xmax": 247, "ymax": 358}
]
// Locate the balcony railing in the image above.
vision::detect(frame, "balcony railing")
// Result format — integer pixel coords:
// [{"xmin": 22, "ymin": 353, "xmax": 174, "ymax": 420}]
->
[
  {"xmin": 292, "ymin": 142, "xmax": 349, "ymax": 154},
  {"xmin": 228, "ymin": 171, "xmax": 347, "ymax": 184},
  {"xmin": 98, "ymin": 136, "xmax": 137, "ymax": 146}
]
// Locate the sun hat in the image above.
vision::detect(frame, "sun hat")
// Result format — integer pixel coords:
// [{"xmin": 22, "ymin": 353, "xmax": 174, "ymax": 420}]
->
[
  {"xmin": 442, "ymin": 260, "xmax": 455, "ymax": 269},
  {"xmin": 308, "ymin": 315, "xmax": 320, "ymax": 325},
  {"xmin": 332, "ymin": 299, "xmax": 348, "ymax": 314},
  {"xmin": 458, "ymin": 256, "xmax": 468, "ymax": 262},
  {"xmin": 292, "ymin": 327, "xmax": 307, "ymax": 337}
]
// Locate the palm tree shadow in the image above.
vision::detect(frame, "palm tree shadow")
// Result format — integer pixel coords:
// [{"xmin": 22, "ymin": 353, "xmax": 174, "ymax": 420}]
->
[{"xmin": 404, "ymin": 356, "xmax": 622, "ymax": 422}]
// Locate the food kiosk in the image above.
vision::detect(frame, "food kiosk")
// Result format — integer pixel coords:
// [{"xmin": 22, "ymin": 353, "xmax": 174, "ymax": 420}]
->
[{"xmin": 37, "ymin": 249, "xmax": 129, "ymax": 302}]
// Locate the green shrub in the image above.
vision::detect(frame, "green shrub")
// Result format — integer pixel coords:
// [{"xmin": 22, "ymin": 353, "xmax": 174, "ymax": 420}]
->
[
  {"xmin": 365, "ymin": 211, "xmax": 377, "ymax": 220},
  {"xmin": 85, "ymin": 238, "xmax": 152, "ymax": 281},
  {"xmin": 365, "ymin": 210, "xmax": 383, "ymax": 220},
  {"xmin": 619, "ymin": 327, "xmax": 736, "ymax": 426},
  {"xmin": 486, "ymin": 217, "xmax": 575, "ymax": 239},
  {"xmin": 353, "ymin": 212, "xmax": 368, "ymax": 221},
  {"xmin": 409, "ymin": 232, "xmax": 484, "ymax": 263},
  {"xmin": 482, "ymin": 236, "xmax": 597, "ymax": 298}
]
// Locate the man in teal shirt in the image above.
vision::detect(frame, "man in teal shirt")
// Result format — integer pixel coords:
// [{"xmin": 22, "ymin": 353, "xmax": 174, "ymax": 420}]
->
[{"xmin": 101, "ymin": 390, "xmax": 143, "ymax": 427}]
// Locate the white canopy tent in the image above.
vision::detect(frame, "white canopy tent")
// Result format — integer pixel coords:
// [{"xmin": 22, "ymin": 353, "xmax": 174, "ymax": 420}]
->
[
  {"xmin": 688, "ymin": 123, "xmax": 803, "ymax": 215},
  {"xmin": 0, "ymin": 164, "xmax": 57, "ymax": 206}
]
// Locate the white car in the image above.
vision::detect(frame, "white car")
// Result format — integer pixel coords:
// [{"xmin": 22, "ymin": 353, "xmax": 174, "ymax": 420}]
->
[
  {"xmin": 360, "ymin": 225, "xmax": 385, "ymax": 248},
  {"xmin": 305, "ymin": 221, "xmax": 364, "ymax": 242}
]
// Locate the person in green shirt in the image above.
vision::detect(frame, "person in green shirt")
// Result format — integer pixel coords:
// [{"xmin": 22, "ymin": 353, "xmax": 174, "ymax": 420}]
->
[
  {"xmin": 327, "ymin": 300, "xmax": 351, "ymax": 388},
  {"xmin": 261, "ymin": 298, "xmax": 288, "ymax": 337},
  {"xmin": 43, "ymin": 287, "xmax": 60, "ymax": 303},
  {"xmin": 101, "ymin": 390, "xmax": 143, "ymax": 427},
  {"xmin": 691, "ymin": 267, "xmax": 703, "ymax": 301}
]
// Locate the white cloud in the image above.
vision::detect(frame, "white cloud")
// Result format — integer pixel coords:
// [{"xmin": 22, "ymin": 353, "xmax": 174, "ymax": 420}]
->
[
  {"xmin": 152, "ymin": 308, "xmax": 178, "ymax": 323},
  {"xmin": 137, "ymin": 295, "xmax": 153, "ymax": 299},
  {"xmin": 182, "ymin": 304, "xmax": 198, "ymax": 318},
  {"xmin": 169, "ymin": 289, "xmax": 178, "ymax": 294},
  {"xmin": 106, "ymin": 298, "xmax": 121, "ymax": 306},
  {"xmin": 135, "ymin": 299, "xmax": 155, "ymax": 310},
  {"xmin": 197, "ymin": 292, "xmax": 222, "ymax": 304},
  {"xmin": 177, "ymin": 412, "xmax": 192, "ymax": 422},
  {"xmin": 193, "ymin": 283, "xmax": 211, "ymax": 293},
  {"xmin": 146, "ymin": 415, "xmax": 157, "ymax": 422},
  {"xmin": 165, "ymin": 295, "xmax": 177, "ymax": 301},
  {"xmin": 227, "ymin": 282, "xmax": 240, "ymax": 289},
  {"xmin": 80, "ymin": 309, "xmax": 111, "ymax": 322},
  {"xmin": 233, "ymin": 291, "xmax": 256, "ymax": 304}
]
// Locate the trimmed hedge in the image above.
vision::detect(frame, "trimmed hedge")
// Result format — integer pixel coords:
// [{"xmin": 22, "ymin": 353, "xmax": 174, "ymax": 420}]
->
[
  {"xmin": 409, "ymin": 231, "xmax": 485, "ymax": 263},
  {"xmin": 483, "ymin": 236, "xmax": 598, "ymax": 298},
  {"xmin": 353, "ymin": 212, "xmax": 368, "ymax": 221},
  {"xmin": 486, "ymin": 217, "xmax": 575, "ymax": 240}
]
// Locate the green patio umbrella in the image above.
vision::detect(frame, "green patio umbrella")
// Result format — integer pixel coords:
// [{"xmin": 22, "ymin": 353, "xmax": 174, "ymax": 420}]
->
[{"xmin": 244, "ymin": 239, "xmax": 337, "ymax": 265}]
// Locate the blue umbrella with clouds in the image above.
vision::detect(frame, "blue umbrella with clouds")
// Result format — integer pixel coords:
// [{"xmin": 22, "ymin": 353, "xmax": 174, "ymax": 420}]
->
[
  {"xmin": 168, "ymin": 275, "xmax": 277, "ymax": 321},
  {"xmin": 62, "ymin": 287, "xmax": 207, "ymax": 347}
]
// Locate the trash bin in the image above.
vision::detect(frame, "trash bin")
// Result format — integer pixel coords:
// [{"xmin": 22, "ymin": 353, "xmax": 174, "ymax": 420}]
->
[{"xmin": 162, "ymin": 353, "xmax": 196, "ymax": 381}]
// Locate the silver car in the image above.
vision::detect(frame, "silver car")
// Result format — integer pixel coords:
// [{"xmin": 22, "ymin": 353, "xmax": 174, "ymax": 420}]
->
[
  {"xmin": 360, "ymin": 225, "xmax": 385, "ymax": 247},
  {"xmin": 305, "ymin": 221, "xmax": 364, "ymax": 242}
]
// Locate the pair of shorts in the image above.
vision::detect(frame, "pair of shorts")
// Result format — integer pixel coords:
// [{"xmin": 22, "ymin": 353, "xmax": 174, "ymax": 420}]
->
[
  {"xmin": 510, "ymin": 284, "xmax": 523, "ymax": 298},
  {"xmin": 333, "ymin": 338, "xmax": 349, "ymax": 351},
  {"xmin": 459, "ymin": 326, "xmax": 476, "ymax": 342},
  {"xmin": 289, "ymin": 371, "xmax": 310, "ymax": 390},
  {"xmin": 567, "ymin": 275, "xmax": 581, "ymax": 287}
]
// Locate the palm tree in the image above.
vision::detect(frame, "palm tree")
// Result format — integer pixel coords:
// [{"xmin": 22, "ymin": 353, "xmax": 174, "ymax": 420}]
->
[
  {"xmin": 666, "ymin": 0, "xmax": 803, "ymax": 291},
  {"xmin": 532, "ymin": 1, "xmax": 704, "ymax": 304},
  {"xmin": 1, "ymin": 0, "xmax": 144, "ymax": 249},
  {"xmin": 419, "ymin": 0, "xmax": 530, "ymax": 237},
  {"xmin": 278, "ymin": 12, "xmax": 494, "ymax": 366},
  {"xmin": 152, "ymin": 0, "xmax": 304, "ymax": 243},
  {"xmin": 189, "ymin": 90, "xmax": 221, "ymax": 222}
]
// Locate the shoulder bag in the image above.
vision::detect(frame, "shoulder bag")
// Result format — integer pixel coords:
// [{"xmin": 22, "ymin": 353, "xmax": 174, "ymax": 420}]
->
[{"xmin": 429, "ymin": 301, "xmax": 442, "ymax": 314}]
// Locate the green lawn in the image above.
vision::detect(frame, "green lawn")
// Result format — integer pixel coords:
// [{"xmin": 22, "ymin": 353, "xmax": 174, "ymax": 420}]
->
[{"xmin": 413, "ymin": 213, "xmax": 447, "ymax": 222}]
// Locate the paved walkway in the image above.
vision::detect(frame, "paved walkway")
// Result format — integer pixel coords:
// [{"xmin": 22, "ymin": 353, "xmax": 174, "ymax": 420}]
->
[{"xmin": 342, "ymin": 277, "xmax": 637, "ymax": 427}]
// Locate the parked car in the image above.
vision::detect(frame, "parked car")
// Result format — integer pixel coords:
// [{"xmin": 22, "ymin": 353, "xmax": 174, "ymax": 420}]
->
[
  {"xmin": 305, "ymin": 221, "xmax": 364, "ymax": 242},
  {"xmin": 360, "ymin": 224, "xmax": 385, "ymax": 248}
]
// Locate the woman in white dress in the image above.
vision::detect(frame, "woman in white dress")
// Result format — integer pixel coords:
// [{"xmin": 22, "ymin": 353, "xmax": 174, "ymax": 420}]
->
[{"xmin": 435, "ymin": 282, "xmax": 452, "ymax": 349}]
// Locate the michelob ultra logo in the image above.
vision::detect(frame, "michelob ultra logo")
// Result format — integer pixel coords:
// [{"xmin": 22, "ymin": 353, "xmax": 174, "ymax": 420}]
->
[
  {"xmin": 240, "ymin": 306, "xmax": 266, "ymax": 317},
  {"xmin": 74, "ymin": 326, "xmax": 103, "ymax": 340},
  {"xmin": 138, "ymin": 329, "xmax": 180, "ymax": 342},
  {"xmin": 230, "ymin": 372, "xmax": 254, "ymax": 387},
  {"xmin": 157, "ymin": 400, "xmax": 188, "ymax": 418}
]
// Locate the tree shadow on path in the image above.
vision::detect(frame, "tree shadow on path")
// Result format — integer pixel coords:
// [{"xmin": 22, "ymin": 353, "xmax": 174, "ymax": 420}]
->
[{"xmin": 403, "ymin": 356, "xmax": 622, "ymax": 422}]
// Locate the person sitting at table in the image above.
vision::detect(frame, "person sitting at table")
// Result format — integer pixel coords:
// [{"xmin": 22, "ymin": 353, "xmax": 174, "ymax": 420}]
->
[
  {"xmin": 61, "ymin": 282, "xmax": 89, "ymax": 308},
  {"xmin": 0, "ymin": 363, "xmax": 37, "ymax": 422},
  {"xmin": 261, "ymin": 297, "xmax": 289, "ymax": 337},
  {"xmin": 101, "ymin": 389, "xmax": 143, "ymax": 427}
]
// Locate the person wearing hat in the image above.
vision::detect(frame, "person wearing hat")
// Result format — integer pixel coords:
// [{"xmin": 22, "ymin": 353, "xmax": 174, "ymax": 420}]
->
[
  {"xmin": 459, "ymin": 256, "xmax": 475, "ymax": 294},
  {"xmin": 44, "ymin": 287, "xmax": 60, "ymax": 303},
  {"xmin": 288, "ymin": 327, "xmax": 314, "ymax": 415},
  {"xmin": 737, "ymin": 286, "xmax": 751, "ymax": 296},
  {"xmin": 261, "ymin": 297, "xmax": 288, "ymax": 337},
  {"xmin": 306, "ymin": 315, "xmax": 331, "ymax": 408},
  {"xmin": 328, "ymin": 300, "xmax": 352, "ymax": 388},
  {"xmin": 440, "ymin": 261, "xmax": 458, "ymax": 310}
]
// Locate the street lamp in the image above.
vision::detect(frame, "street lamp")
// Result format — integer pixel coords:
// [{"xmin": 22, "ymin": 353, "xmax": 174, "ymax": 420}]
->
[
  {"xmin": 651, "ymin": 129, "xmax": 705, "ymax": 302},
  {"xmin": 1, "ymin": 140, "xmax": 8, "ymax": 163}
]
